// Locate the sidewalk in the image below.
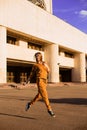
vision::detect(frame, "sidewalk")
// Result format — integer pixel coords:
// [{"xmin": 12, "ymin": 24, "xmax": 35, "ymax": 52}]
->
[
  {"xmin": 0, "ymin": 82, "xmax": 87, "ymax": 89},
  {"xmin": 0, "ymin": 83, "xmax": 87, "ymax": 130}
]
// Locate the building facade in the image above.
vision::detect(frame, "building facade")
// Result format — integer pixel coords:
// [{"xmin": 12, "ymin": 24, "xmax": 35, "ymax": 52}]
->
[{"xmin": 0, "ymin": 0, "xmax": 87, "ymax": 83}]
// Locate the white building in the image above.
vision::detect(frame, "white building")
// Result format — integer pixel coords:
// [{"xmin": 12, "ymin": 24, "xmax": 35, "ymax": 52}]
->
[{"xmin": 0, "ymin": 0, "xmax": 87, "ymax": 83}]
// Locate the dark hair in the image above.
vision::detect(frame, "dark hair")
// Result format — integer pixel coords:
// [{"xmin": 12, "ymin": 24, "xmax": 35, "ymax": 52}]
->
[
  {"xmin": 34, "ymin": 52, "xmax": 42, "ymax": 61},
  {"xmin": 35, "ymin": 52, "xmax": 42, "ymax": 57}
]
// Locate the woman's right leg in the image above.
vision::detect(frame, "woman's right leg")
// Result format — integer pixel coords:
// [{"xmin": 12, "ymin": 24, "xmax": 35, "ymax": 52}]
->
[
  {"xmin": 30, "ymin": 93, "xmax": 41, "ymax": 105},
  {"xmin": 25, "ymin": 92, "xmax": 41, "ymax": 111}
]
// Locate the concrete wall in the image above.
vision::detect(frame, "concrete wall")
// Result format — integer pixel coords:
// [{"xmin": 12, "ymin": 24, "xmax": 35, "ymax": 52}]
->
[
  {"xmin": 7, "ymin": 44, "xmax": 44, "ymax": 62},
  {"xmin": 0, "ymin": 26, "xmax": 7, "ymax": 83},
  {"xmin": 58, "ymin": 56, "xmax": 74, "ymax": 68}
]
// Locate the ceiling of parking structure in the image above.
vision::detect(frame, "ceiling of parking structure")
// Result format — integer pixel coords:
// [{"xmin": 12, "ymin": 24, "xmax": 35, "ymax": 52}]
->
[
  {"xmin": 7, "ymin": 59, "xmax": 34, "ymax": 67},
  {"xmin": 59, "ymin": 67, "xmax": 72, "ymax": 70}
]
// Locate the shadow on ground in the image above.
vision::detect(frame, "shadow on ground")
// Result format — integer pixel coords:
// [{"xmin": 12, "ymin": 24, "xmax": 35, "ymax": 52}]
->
[
  {"xmin": 49, "ymin": 98, "xmax": 87, "ymax": 105},
  {"xmin": 0, "ymin": 112, "xmax": 36, "ymax": 120},
  {"xmin": 0, "ymin": 94, "xmax": 87, "ymax": 105}
]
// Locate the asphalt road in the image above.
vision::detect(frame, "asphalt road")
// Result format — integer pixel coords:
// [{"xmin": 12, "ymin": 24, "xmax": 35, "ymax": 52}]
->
[{"xmin": 0, "ymin": 84, "xmax": 87, "ymax": 130}]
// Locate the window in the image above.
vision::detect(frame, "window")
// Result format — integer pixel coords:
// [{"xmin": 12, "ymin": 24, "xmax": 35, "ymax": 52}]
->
[
  {"xmin": 27, "ymin": 0, "xmax": 46, "ymax": 10},
  {"xmin": 7, "ymin": 36, "xmax": 19, "ymax": 45},
  {"xmin": 28, "ymin": 42, "xmax": 43, "ymax": 51},
  {"xmin": 20, "ymin": 72, "xmax": 27, "ymax": 83},
  {"xmin": 65, "ymin": 52, "xmax": 74, "ymax": 58},
  {"xmin": 7, "ymin": 72, "xmax": 14, "ymax": 82},
  {"xmin": 59, "ymin": 48, "xmax": 74, "ymax": 58}
]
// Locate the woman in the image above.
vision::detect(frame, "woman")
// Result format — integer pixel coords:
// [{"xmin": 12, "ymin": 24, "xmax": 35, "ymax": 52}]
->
[{"xmin": 25, "ymin": 52, "xmax": 55, "ymax": 117}]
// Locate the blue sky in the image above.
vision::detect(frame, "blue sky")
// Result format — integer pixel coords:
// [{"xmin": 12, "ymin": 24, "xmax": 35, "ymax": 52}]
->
[{"xmin": 52, "ymin": 0, "xmax": 87, "ymax": 34}]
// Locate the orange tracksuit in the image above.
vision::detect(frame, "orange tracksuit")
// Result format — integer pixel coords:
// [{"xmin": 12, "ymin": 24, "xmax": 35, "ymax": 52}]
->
[{"xmin": 28, "ymin": 63, "xmax": 52, "ymax": 111}]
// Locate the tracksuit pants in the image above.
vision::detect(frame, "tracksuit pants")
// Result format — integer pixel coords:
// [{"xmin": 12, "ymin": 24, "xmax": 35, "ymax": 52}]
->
[{"xmin": 30, "ymin": 78, "xmax": 52, "ymax": 111}]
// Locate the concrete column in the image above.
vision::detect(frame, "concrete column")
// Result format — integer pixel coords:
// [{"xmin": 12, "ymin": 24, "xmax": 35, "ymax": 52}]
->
[
  {"xmin": 44, "ymin": 0, "xmax": 52, "ymax": 13},
  {"xmin": 19, "ymin": 40, "xmax": 27, "ymax": 48},
  {"xmin": 72, "ymin": 53, "xmax": 86, "ymax": 82},
  {"xmin": 0, "ymin": 26, "xmax": 7, "ymax": 83},
  {"xmin": 44, "ymin": 43, "xmax": 59, "ymax": 83}
]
